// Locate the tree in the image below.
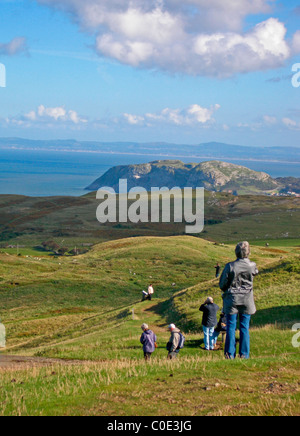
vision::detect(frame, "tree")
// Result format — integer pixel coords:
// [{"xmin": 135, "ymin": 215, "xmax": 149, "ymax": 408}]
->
[
  {"xmin": 57, "ymin": 247, "xmax": 69, "ymax": 256},
  {"xmin": 43, "ymin": 241, "xmax": 60, "ymax": 254}
]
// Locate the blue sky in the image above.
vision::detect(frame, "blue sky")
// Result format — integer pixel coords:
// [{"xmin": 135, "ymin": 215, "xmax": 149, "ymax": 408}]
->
[{"xmin": 0, "ymin": 0, "xmax": 300, "ymax": 147}]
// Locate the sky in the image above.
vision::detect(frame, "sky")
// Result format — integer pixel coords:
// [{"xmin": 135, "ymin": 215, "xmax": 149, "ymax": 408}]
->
[{"xmin": 0, "ymin": 0, "xmax": 300, "ymax": 147}]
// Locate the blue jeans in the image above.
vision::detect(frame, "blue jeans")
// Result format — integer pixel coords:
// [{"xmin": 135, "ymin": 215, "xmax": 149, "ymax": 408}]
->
[
  {"xmin": 203, "ymin": 326, "xmax": 215, "ymax": 350},
  {"xmin": 213, "ymin": 330, "xmax": 221, "ymax": 346},
  {"xmin": 225, "ymin": 314, "xmax": 251, "ymax": 359}
]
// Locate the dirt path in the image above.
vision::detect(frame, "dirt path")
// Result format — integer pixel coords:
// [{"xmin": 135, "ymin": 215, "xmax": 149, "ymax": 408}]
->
[{"xmin": 0, "ymin": 354, "xmax": 90, "ymax": 371}]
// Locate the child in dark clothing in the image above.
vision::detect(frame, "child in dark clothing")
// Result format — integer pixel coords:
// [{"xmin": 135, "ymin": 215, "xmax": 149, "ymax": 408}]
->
[{"xmin": 213, "ymin": 313, "xmax": 227, "ymax": 346}]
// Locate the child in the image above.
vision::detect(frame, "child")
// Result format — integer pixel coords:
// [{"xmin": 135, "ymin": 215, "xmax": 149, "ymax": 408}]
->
[{"xmin": 213, "ymin": 312, "xmax": 227, "ymax": 347}]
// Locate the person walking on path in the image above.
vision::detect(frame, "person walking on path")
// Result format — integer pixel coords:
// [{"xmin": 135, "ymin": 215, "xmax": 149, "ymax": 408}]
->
[
  {"xmin": 148, "ymin": 284, "xmax": 154, "ymax": 301},
  {"xmin": 199, "ymin": 297, "xmax": 220, "ymax": 350},
  {"xmin": 219, "ymin": 241, "xmax": 259, "ymax": 359},
  {"xmin": 167, "ymin": 324, "xmax": 181, "ymax": 360},
  {"xmin": 140, "ymin": 323, "xmax": 157, "ymax": 361}
]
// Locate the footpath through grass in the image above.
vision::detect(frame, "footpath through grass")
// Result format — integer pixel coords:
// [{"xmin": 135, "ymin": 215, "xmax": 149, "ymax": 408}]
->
[
  {"xmin": 0, "ymin": 297, "xmax": 299, "ymax": 416},
  {"xmin": 0, "ymin": 236, "xmax": 299, "ymax": 416}
]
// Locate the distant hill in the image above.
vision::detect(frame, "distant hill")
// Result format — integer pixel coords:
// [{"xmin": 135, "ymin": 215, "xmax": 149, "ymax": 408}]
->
[
  {"xmin": 0, "ymin": 137, "xmax": 299, "ymax": 163},
  {"xmin": 0, "ymin": 189, "xmax": 299, "ymax": 247},
  {"xmin": 86, "ymin": 160, "xmax": 281, "ymax": 195}
]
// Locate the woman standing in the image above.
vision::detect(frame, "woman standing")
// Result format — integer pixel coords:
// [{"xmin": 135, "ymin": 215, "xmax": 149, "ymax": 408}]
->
[{"xmin": 219, "ymin": 241, "xmax": 259, "ymax": 359}]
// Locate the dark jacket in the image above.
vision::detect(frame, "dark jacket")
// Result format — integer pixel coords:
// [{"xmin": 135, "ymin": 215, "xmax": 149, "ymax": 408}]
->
[
  {"xmin": 215, "ymin": 313, "xmax": 227, "ymax": 333},
  {"xmin": 219, "ymin": 258, "xmax": 258, "ymax": 315},
  {"xmin": 199, "ymin": 303, "xmax": 219, "ymax": 328},
  {"xmin": 140, "ymin": 329, "xmax": 157, "ymax": 353}
]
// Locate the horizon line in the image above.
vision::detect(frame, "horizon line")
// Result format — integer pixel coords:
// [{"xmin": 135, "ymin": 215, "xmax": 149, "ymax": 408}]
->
[{"xmin": 0, "ymin": 146, "xmax": 299, "ymax": 165}]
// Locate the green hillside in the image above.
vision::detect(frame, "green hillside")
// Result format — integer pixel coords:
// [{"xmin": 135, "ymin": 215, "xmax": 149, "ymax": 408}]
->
[
  {"xmin": 0, "ymin": 236, "xmax": 299, "ymax": 416},
  {"xmin": 0, "ymin": 192, "xmax": 299, "ymax": 256}
]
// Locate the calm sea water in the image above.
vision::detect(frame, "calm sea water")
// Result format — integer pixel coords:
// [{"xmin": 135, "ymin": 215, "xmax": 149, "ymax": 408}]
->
[{"xmin": 0, "ymin": 149, "xmax": 299, "ymax": 197}]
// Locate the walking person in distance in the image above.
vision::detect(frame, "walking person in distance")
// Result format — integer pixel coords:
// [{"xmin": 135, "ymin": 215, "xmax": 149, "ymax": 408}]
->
[
  {"xmin": 167, "ymin": 324, "xmax": 183, "ymax": 360},
  {"xmin": 140, "ymin": 323, "xmax": 157, "ymax": 361}
]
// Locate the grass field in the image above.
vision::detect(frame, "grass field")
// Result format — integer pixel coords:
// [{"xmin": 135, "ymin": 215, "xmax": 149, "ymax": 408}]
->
[
  {"xmin": 0, "ymin": 236, "xmax": 299, "ymax": 416},
  {"xmin": 0, "ymin": 192, "xmax": 299, "ymax": 253}
]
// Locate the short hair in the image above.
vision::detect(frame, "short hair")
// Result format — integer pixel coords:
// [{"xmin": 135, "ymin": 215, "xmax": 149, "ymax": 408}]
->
[
  {"xmin": 206, "ymin": 297, "xmax": 214, "ymax": 304},
  {"xmin": 235, "ymin": 241, "xmax": 250, "ymax": 259},
  {"xmin": 141, "ymin": 323, "xmax": 149, "ymax": 330}
]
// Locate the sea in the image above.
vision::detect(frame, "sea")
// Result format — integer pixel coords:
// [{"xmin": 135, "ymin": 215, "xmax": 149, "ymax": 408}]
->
[{"xmin": 0, "ymin": 149, "xmax": 299, "ymax": 197}]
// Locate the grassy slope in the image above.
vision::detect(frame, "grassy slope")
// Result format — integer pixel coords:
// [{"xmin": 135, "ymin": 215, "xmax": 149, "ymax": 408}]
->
[
  {"xmin": 0, "ymin": 236, "xmax": 299, "ymax": 416},
  {"xmin": 0, "ymin": 193, "xmax": 299, "ymax": 252},
  {"xmin": 0, "ymin": 237, "xmax": 232, "ymax": 352}
]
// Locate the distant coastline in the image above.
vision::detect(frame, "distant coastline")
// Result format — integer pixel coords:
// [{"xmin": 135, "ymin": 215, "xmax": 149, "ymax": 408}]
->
[
  {"xmin": 0, "ymin": 145, "xmax": 298, "ymax": 197},
  {"xmin": 1, "ymin": 146, "xmax": 300, "ymax": 165}
]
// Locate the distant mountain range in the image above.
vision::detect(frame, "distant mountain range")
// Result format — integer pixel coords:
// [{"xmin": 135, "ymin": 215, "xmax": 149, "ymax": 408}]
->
[
  {"xmin": 0, "ymin": 137, "xmax": 300, "ymax": 163},
  {"xmin": 86, "ymin": 160, "xmax": 300, "ymax": 195}
]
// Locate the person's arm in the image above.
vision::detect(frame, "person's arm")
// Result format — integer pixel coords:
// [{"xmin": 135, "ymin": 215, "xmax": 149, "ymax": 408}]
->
[
  {"xmin": 140, "ymin": 333, "xmax": 145, "ymax": 345},
  {"xmin": 252, "ymin": 262, "xmax": 259, "ymax": 276},
  {"xmin": 219, "ymin": 263, "xmax": 232, "ymax": 292},
  {"xmin": 199, "ymin": 304, "xmax": 206, "ymax": 312}
]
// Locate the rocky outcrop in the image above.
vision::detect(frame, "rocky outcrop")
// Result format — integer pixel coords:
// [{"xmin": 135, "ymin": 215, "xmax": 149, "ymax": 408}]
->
[{"xmin": 86, "ymin": 160, "xmax": 280, "ymax": 195}]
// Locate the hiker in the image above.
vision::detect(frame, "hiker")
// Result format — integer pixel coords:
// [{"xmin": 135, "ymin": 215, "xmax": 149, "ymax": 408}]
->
[
  {"xmin": 140, "ymin": 323, "xmax": 157, "ymax": 361},
  {"xmin": 142, "ymin": 290, "xmax": 149, "ymax": 301},
  {"xmin": 213, "ymin": 312, "xmax": 227, "ymax": 347},
  {"xmin": 219, "ymin": 241, "xmax": 259, "ymax": 359},
  {"xmin": 215, "ymin": 263, "xmax": 221, "ymax": 279},
  {"xmin": 199, "ymin": 297, "xmax": 220, "ymax": 350},
  {"xmin": 167, "ymin": 324, "xmax": 182, "ymax": 359},
  {"xmin": 148, "ymin": 284, "xmax": 154, "ymax": 301}
]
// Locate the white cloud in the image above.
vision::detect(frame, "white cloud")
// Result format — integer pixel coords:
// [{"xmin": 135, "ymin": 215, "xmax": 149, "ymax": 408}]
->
[
  {"xmin": 187, "ymin": 104, "xmax": 221, "ymax": 123},
  {"xmin": 24, "ymin": 110, "xmax": 37, "ymax": 121},
  {"xmin": 0, "ymin": 37, "xmax": 27, "ymax": 56},
  {"xmin": 123, "ymin": 113, "xmax": 145, "ymax": 125},
  {"xmin": 282, "ymin": 118, "xmax": 300, "ymax": 130},
  {"xmin": 3, "ymin": 103, "xmax": 219, "ymax": 131},
  {"xmin": 6, "ymin": 105, "xmax": 88, "ymax": 128},
  {"xmin": 35, "ymin": 0, "xmax": 298, "ymax": 77},
  {"xmin": 37, "ymin": 105, "xmax": 87, "ymax": 124},
  {"xmin": 292, "ymin": 30, "xmax": 300, "ymax": 55},
  {"xmin": 179, "ymin": 0, "xmax": 274, "ymax": 32},
  {"xmin": 37, "ymin": 105, "xmax": 67, "ymax": 121},
  {"xmin": 124, "ymin": 103, "xmax": 220, "ymax": 126},
  {"xmin": 236, "ymin": 115, "xmax": 300, "ymax": 132},
  {"xmin": 263, "ymin": 115, "xmax": 277, "ymax": 125}
]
